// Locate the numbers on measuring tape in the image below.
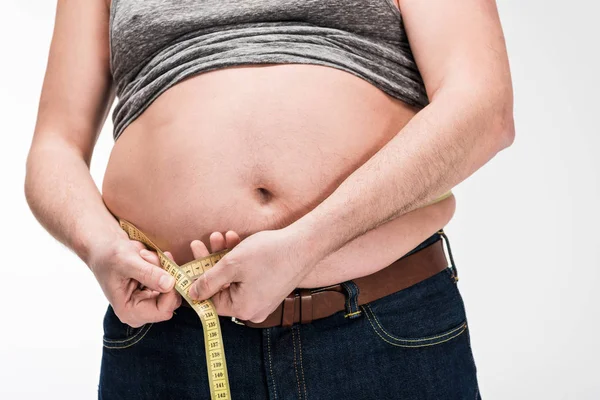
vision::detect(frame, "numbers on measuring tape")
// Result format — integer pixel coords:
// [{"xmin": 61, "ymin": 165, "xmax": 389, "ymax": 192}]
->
[
  {"xmin": 212, "ymin": 370, "xmax": 225, "ymax": 380},
  {"xmin": 180, "ymin": 278, "xmax": 190, "ymax": 290},
  {"xmin": 119, "ymin": 219, "xmax": 232, "ymax": 400},
  {"xmin": 183, "ymin": 265, "xmax": 194, "ymax": 276}
]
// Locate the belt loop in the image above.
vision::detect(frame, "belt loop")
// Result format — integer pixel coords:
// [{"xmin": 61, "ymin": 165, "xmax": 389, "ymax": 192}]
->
[
  {"xmin": 341, "ymin": 281, "xmax": 362, "ymax": 319},
  {"xmin": 438, "ymin": 229, "xmax": 458, "ymax": 282},
  {"xmin": 282, "ymin": 293, "xmax": 296, "ymax": 327},
  {"xmin": 299, "ymin": 289, "xmax": 313, "ymax": 324}
]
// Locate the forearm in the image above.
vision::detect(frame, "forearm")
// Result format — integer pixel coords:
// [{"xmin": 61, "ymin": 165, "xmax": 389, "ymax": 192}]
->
[
  {"xmin": 25, "ymin": 138, "xmax": 125, "ymax": 265},
  {"xmin": 289, "ymin": 86, "xmax": 515, "ymax": 262},
  {"xmin": 297, "ymin": 194, "xmax": 455, "ymax": 288}
]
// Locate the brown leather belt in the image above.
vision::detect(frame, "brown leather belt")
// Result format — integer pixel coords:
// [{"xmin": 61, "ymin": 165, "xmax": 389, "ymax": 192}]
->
[{"xmin": 182, "ymin": 238, "xmax": 449, "ymax": 328}]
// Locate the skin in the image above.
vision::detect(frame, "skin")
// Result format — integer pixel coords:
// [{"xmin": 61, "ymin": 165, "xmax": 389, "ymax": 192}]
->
[
  {"xmin": 25, "ymin": 0, "xmax": 513, "ymax": 327},
  {"xmin": 188, "ymin": 0, "xmax": 515, "ymax": 322}
]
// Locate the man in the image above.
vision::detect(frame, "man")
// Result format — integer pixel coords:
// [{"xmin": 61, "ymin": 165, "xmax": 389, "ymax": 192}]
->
[{"xmin": 25, "ymin": 0, "xmax": 513, "ymax": 398}]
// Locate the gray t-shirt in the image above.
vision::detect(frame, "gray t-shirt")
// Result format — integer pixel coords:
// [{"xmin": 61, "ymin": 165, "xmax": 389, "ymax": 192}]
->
[{"xmin": 109, "ymin": 0, "xmax": 429, "ymax": 141}]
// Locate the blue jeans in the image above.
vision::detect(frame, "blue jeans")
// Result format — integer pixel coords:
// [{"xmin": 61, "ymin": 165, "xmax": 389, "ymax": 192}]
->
[{"xmin": 99, "ymin": 231, "xmax": 481, "ymax": 399}]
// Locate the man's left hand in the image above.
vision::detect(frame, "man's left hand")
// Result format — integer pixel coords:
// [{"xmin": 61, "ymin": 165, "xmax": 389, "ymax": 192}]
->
[{"xmin": 188, "ymin": 227, "xmax": 318, "ymax": 323}]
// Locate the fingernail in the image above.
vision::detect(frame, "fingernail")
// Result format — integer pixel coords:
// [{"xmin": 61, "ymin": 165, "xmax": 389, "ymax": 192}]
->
[
  {"xmin": 140, "ymin": 249, "xmax": 149, "ymax": 257},
  {"xmin": 189, "ymin": 285, "xmax": 198, "ymax": 300},
  {"xmin": 159, "ymin": 275, "xmax": 175, "ymax": 291}
]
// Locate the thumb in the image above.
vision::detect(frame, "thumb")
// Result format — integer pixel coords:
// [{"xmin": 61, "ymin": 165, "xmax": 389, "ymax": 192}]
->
[
  {"xmin": 189, "ymin": 259, "xmax": 237, "ymax": 301},
  {"xmin": 131, "ymin": 256, "xmax": 175, "ymax": 293}
]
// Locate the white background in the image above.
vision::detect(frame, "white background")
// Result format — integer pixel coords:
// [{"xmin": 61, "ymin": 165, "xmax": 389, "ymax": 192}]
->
[{"xmin": 1, "ymin": 1, "xmax": 599, "ymax": 399}]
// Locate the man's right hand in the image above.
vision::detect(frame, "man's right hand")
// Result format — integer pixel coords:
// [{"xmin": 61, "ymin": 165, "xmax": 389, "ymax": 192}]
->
[
  {"xmin": 88, "ymin": 237, "xmax": 181, "ymax": 328},
  {"xmin": 22, "ymin": 0, "xmax": 182, "ymax": 330}
]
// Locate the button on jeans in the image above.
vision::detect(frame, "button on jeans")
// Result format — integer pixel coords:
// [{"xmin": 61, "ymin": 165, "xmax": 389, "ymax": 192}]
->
[{"xmin": 99, "ymin": 231, "xmax": 481, "ymax": 399}]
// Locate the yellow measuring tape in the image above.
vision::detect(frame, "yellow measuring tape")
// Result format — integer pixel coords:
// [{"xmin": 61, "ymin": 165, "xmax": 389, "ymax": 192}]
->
[{"xmin": 119, "ymin": 219, "xmax": 233, "ymax": 400}]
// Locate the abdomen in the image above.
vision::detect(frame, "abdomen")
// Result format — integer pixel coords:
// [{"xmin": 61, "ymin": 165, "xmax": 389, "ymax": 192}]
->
[{"xmin": 102, "ymin": 64, "xmax": 454, "ymax": 269}]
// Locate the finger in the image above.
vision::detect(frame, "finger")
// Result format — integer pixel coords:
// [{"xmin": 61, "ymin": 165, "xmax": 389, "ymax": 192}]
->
[
  {"xmin": 140, "ymin": 248, "xmax": 177, "ymax": 269},
  {"xmin": 157, "ymin": 290, "xmax": 182, "ymax": 313},
  {"xmin": 129, "ymin": 257, "xmax": 176, "ymax": 293},
  {"xmin": 143, "ymin": 251, "xmax": 183, "ymax": 311},
  {"xmin": 249, "ymin": 314, "xmax": 270, "ymax": 324},
  {"xmin": 224, "ymin": 231, "xmax": 241, "ymax": 249},
  {"xmin": 189, "ymin": 258, "xmax": 237, "ymax": 301},
  {"xmin": 132, "ymin": 287, "xmax": 160, "ymax": 302},
  {"xmin": 210, "ymin": 288, "xmax": 234, "ymax": 317},
  {"xmin": 129, "ymin": 240, "xmax": 147, "ymax": 252},
  {"xmin": 140, "ymin": 249, "xmax": 160, "ymax": 266},
  {"xmin": 139, "ymin": 248, "xmax": 173, "ymax": 295},
  {"xmin": 209, "ymin": 231, "xmax": 226, "ymax": 253},
  {"xmin": 127, "ymin": 296, "xmax": 176, "ymax": 327},
  {"xmin": 248, "ymin": 304, "xmax": 277, "ymax": 324},
  {"xmin": 191, "ymin": 240, "xmax": 211, "ymax": 259}
]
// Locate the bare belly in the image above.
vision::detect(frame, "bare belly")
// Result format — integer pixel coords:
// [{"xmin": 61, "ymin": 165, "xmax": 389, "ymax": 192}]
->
[{"xmin": 102, "ymin": 64, "xmax": 455, "ymax": 286}]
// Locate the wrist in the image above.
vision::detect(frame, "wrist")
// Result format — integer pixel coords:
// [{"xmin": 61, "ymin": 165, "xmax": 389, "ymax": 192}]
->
[
  {"xmin": 75, "ymin": 221, "xmax": 129, "ymax": 268},
  {"xmin": 283, "ymin": 213, "xmax": 333, "ymax": 267}
]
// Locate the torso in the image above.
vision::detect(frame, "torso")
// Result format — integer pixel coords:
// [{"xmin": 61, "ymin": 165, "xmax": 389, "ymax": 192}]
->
[
  {"xmin": 102, "ymin": 63, "xmax": 456, "ymax": 277},
  {"xmin": 102, "ymin": 0, "xmax": 456, "ymax": 284}
]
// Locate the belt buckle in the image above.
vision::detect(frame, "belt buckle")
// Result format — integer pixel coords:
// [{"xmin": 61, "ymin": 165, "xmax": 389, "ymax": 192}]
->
[{"xmin": 231, "ymin": 317, "xmax": 246, "ymax": 326}]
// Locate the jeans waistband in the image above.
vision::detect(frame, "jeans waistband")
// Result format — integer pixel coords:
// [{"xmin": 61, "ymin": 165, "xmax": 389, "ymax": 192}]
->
[{"xmin": 402, "ymin": 230, "xmax": 443, "ymax": 259}]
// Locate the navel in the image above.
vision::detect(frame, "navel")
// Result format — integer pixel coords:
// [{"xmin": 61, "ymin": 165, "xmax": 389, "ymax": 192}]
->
[{"xmin": 255, "ymin": 186, "xmax": 274, "ymax": 204}]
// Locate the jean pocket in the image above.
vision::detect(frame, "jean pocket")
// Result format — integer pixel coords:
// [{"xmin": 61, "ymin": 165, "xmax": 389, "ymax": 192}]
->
[
  {"xmin": 102, "ymin": 305, "xmax": 154, "ymax": 350},
  {"xmin": 361, "ymin": 269, "xmax": 468, "ymax": 348}
]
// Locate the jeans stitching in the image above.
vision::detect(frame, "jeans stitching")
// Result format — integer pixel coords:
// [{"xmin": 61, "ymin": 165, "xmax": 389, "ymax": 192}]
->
[
  {"xmin": 291, "ymin": 327, "xmax": 302, "ymax": 400},
  {"xmin": 103, "ymin": 323, "xmax": 153, "ymax": 344},
  {"xmin": 296, "ymin": 326, "xmax": 308, "ymax": 399},
  {"xmin": 363, "ymin": 305, "xmax": 467, "ymax": 347},
  {"xmin": 342, "ymin": 282, "xmax": 362, "ymax": 318},
  {"xmin": 344, "ymin": 310, "xmax": 362, "ymax": 318},
  {"xmin": 365, "ymin": 305, "xmax": 466, "ymax": 342},
  {"xmin": 365, "ymin": 312, "xmax": 467, "ymax": 348},
  {"xmin": 365, "ymin": 304, "xmax": 466, "ymax": 342},
  {"xmin": 102, "ymin": 323, "xmax": 154, "ymax": 349},
  {"xmin": 353, "ymin": 286, "xmax": 359, "ymax": 313},
  {"xmin": 341, "ymin": 282, "xmax": 352, "ymax": 314},
  {"xmin": 266, "ymin": 329, "xmax": 278, "ymax": 400}
]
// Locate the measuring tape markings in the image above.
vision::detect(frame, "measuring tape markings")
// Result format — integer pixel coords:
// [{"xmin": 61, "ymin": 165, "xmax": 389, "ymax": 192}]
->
[{"xmin": 119, "ymin": 219, "xmax": 232, "ymax": 400}]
